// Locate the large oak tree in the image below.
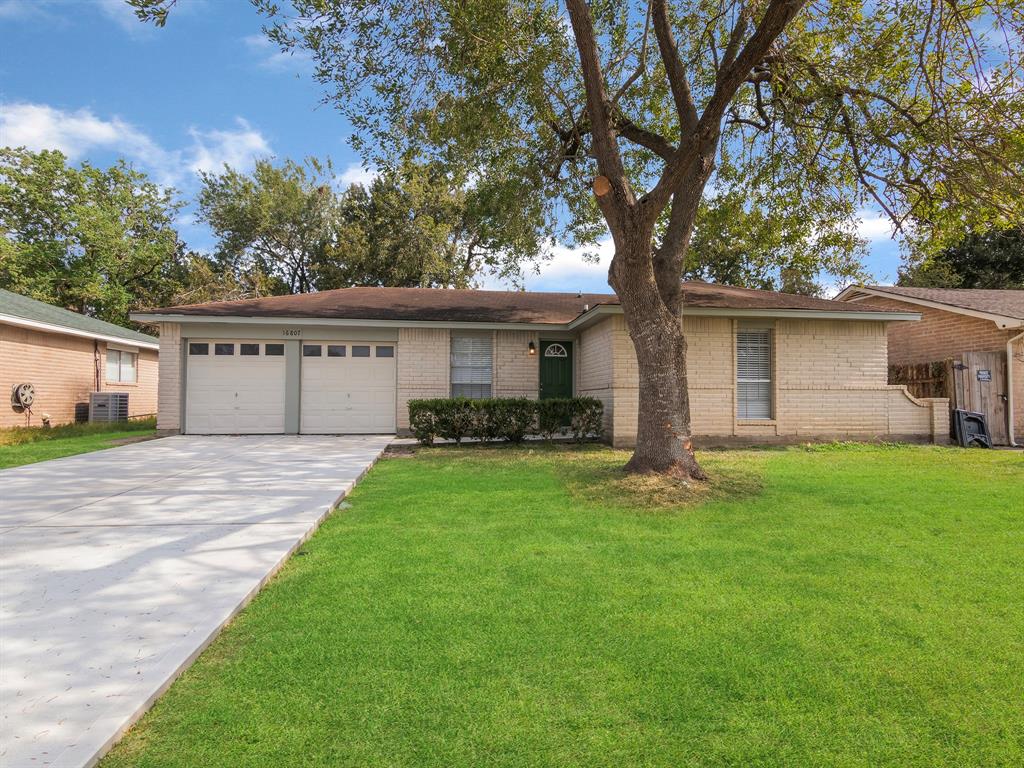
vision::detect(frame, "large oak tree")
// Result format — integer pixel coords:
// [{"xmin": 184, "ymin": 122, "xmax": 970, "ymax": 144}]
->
[{"xmin": 135, "ymin": 0, "xmax": 1024, "ymax": 478}]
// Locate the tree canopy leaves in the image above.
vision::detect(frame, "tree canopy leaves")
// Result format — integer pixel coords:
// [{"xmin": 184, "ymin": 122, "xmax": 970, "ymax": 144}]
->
[
  {"xmin": 899, "ymin": 227, "xmax": 1024, "ymax": 288},
  {"xmin": 0, "ymin": 148, "xmax": 187, "ymax": 325}
]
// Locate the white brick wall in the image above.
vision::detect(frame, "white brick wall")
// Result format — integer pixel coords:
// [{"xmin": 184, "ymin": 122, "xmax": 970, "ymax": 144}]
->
[
  {"xmin": 494, "ymin": 330, "xmax": 539, "ymax": 398},
  {"xmin": 396, "ymin": 327, "xmax": 450, "ymax": 429},
  {"xmin": 588, "ymin": 314, "xmax": 945, "ymax": 447},
  {"xmin": 156, "ymin": 322, "xmax": 181, "ymax": 431}
]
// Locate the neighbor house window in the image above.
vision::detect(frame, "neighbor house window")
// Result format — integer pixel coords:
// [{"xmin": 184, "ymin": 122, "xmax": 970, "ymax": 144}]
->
[
  {"xmin": 106, "ymin": 349, "xmax": 138, "ymax": 383},
  {"xmin": 451, "ymin": 334, "xmax": 492, "ymax": 399},
  {"xmin": 736, "ymin": 326, "xmax": 772, "ymax": 419}
]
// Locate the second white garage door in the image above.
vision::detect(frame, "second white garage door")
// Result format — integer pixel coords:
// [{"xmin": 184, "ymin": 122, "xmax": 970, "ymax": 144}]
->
[{"xmin": 300, "ymin": 342, "xmax": 396, "ymax": 433}]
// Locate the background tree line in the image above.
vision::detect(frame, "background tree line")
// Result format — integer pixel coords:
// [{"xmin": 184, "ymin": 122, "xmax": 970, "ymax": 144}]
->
[{"xmin": 1, "ymin": 145, "xmax": 1020, "ymax": 329}]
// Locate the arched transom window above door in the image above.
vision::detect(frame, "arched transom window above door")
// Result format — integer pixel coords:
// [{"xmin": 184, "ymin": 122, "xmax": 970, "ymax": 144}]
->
[{"xmin": 543, "ymin": 343, "xmax": 568, "ymax": 358}]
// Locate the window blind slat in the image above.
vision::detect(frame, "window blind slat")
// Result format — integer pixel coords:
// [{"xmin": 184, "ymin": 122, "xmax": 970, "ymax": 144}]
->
[
  {"xmin": 451, "ymin": 335, "xmax": 492, "ymax": 398},
  {"xmin": 736, "ymin": 329, "xmax": 772, "ymax": 418}
]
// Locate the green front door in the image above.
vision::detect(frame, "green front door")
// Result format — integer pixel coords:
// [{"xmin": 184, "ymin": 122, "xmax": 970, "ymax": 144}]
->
[{"xmin": 539, "ymin": 341, "xmax": 573, "ymax": 399}]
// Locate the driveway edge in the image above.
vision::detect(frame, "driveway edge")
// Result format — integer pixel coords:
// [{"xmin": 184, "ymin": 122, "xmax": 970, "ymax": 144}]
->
[{"xmin": 82, "ymin": 441, "xmax": 389, "ymax": 768}]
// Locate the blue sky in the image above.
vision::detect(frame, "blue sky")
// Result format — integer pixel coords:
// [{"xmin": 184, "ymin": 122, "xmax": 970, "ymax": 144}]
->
[{"xmin": 0, "ymin": 0, "xmax": 903, "ymax": 294}]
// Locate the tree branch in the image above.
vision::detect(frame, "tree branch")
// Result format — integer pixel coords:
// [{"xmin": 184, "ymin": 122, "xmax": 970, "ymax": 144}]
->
[
  {"xmin": 651, "ymin": 0, "xmax": 699, "ymax": 132},
  {"xmin": 564, "ymin": 0, "xmax": 635, "ymax": 215}
]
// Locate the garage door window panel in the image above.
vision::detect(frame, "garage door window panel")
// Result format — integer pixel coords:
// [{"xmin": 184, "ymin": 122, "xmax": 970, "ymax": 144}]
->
[
  {"xmin": 189, "ymin": 343, "xmax": 209, "ymax": 355},
  {"xmin": 376, "ymin": 346, "xmax": 394, "ymax": 357},
  {"xmin": 328, "ymin": 345, "xmax": 346, "ymax": 357},
  {"xmin": 451, "ymin": 335, "xmax": 492, "ymax": 399},
  {"xmin": 303, "ymin": 344, "xmax": 322, "ymax": 357},
  {"xmin": 240, "ymin": 343, "xmax": 260, "ymax": 356},
  {"xmin": 352, "ymin": 346, "xmax": 371, "ymax": 357},
  {"xmin": 215, "ymin": 343, "xmax": 235, "ymax": 356},
  {"xmin": 265, "ymin": 344, "xmax": 284, "ymax": 356}
]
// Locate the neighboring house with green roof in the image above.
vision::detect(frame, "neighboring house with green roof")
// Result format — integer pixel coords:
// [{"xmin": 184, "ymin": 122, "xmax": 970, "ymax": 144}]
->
[{"xmin": 0, "ymin": 289, "xmax": 159, "ymax": 428}]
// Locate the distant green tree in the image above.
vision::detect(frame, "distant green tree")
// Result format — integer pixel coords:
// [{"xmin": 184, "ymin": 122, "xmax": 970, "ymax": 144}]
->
[
  {"xmin": 685, "ymin": 192, "xmax": 867, "ymax": 295},
  {"xmin": 0, "ymin": 148, "xmax": 185, "ymax": 325},
  {"xmin": 328, "ymin": 161, "xmax": 543, "ymax": 288},
  {"xmin": 200, "ymin": 158, "xmax": 540, "ymax": 292},
  {"xmin": 899, "ymin": 228, "xmax": 1024, "ymax": 289},
  {"xmin": 197, "ymin": 157, "xmax": 341, "ymax": 295}
]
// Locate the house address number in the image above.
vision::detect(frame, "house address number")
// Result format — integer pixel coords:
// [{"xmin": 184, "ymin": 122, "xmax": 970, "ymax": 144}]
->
[{"xmin": 282, "ymin": 329, "xmax": 302, "ymax": 337}]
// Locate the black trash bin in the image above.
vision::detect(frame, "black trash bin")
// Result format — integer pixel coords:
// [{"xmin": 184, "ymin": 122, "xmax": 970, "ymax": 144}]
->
[{"xmin": 952, "ymin": 409, "xmax": 992, "ymax": 448}]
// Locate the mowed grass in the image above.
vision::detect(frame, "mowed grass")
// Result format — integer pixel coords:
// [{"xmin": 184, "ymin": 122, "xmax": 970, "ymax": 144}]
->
[
  {"xmin": 0, "ymin": 418, "xmax": 157, "ymax": 469},
  {"xmin": 102, "ymin": 444, "xmax": 1023, "ymax": 767}
]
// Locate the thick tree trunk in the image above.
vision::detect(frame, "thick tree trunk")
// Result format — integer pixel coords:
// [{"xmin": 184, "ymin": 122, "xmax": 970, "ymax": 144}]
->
[{"xmin": 610, "ymin": 239, "xmax": 707, "ymax": 481}]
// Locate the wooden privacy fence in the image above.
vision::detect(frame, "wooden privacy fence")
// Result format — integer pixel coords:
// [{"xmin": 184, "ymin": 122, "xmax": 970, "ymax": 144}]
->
[
  {"xmin": 889, "ymin": 360, "xmax": 951, "ymax": 400},
  {"xmin": 889, "ymin": 350, "xmax": 1009, "ymax": 445}
]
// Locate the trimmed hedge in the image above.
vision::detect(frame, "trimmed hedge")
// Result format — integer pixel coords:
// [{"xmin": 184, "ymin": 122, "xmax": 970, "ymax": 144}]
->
[{"xmin": 407, "ymin": 397, "xmax": 603, "ymax": 446}]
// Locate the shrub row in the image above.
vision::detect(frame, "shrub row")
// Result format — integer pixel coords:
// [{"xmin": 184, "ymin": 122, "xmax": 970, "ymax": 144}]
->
[{"xmin": 407, "ymin": 397, "xmax": 604, "ymax": 446}]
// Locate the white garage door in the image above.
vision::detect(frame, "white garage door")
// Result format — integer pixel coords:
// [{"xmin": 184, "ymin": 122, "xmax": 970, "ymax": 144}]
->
[
  {"xmin": 185, "ymin": 340, "xmax": 286, "ymax": 434},
  {"xmin": 300, "ymin": 342, "xmax": 396, "ymax": 433}
]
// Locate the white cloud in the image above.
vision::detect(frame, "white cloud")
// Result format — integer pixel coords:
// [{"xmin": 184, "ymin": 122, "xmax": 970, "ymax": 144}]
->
[
  {"xmin": 242, "ymin": 34, "xmax": 311, "ymax": 71},
  {"xmin": 0, "ymin": 102, "xmax": 171, "ymax": 166},
  {"xmin": 0, "ymin": 0, "xmax": 44, "ymax": 19},
  {"xmin": 187, "ymin": 119, "xmax": 272, "ymax": 175},
  {"xmin": 94, "ymin": 0, "xmax": 147, "ymax": 34},
  {"xmin": 856, "ymin": 210, "xmax": 895, "ymax": 242},
  {"xmin": 480, "ymin": 238, "xmax": 614, "ymax": 294},
  {"xmin": 335, "ymin": 163, "xmax": 378, "ymax": 189},
  {"xmin": 0, "ymin": 102, "xmax": 272, "ymax": 187}
]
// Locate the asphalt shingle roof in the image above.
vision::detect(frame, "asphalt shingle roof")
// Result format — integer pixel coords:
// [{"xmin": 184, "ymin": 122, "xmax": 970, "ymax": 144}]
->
[
  {"xmin": 0, "ymin": 289, "xmax": 158, "ymax": 344},
  {"xmin": 858, "ymin": 286, "xmax": 1024, "ymax": 321},
  {"xmin": 145, "ymin": 282, "xmax": 901, "ymax": 324}
]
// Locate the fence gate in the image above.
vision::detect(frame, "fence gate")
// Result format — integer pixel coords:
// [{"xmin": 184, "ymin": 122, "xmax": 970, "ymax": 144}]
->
[
  {"xmin": 889, "ymin": 350, "xmax": 1009, "ymax": 445},
  {"xmin": 951, "ymin": 351, "xmax": 1009, "ymax": 445}
]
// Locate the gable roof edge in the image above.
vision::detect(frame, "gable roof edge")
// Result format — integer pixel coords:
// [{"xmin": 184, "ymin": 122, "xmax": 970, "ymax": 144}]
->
[
  {"xmin": 835, "ymin": 286, "xmax": 1023, "ymax": 328},
  {"xmin": 1, "ymin": 313, "xmax": 160, "ymax": 350}
]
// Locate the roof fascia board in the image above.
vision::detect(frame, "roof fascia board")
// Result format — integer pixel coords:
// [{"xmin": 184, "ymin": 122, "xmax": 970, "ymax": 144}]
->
[
  {"xmin": 132, "ymin": 313, "xmax": 571, "ymax": 332},
  {"xmin": 134, "ymin": 304, "xmax": 919, "ymax": 329},
  {"xmin": 1, "ymin": 313, "xmax": 159, "ymax": 349},
  {"xmin": 835, "ymin": 286, "xmax": 1023, "ymax": 328}
]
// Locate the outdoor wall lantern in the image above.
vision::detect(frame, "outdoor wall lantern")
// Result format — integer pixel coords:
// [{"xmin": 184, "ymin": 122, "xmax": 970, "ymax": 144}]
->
[{"xmin": 528, "ymin": 341, "xmax": 537, "ymax": 356}]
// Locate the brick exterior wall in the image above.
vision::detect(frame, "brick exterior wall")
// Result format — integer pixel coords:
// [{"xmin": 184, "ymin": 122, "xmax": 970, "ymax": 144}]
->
[
  {"xmin": 494, "ymin": 330, "xmax": 539, "ymax": 398},
  {"xmin": 396, "ymin": 327, "xmax": 450, "ymax": 430},
  {"xmin": 156, "ymin": 322, "xmax": 182, "ymax": 432},
  {"xmin": 1, "ymin": 323, "xmax": 158, "ymax": 429},
  {"xmin": 588, "ymin": 314, "xmax": 945, "ymax": 448},
  {"xmin": 863, "ymin": 295, "xmax": 1015, "ymax": 364},
  {"xmin": 850, "ymin": 294, "xmax": 1022, "ymax": 442},
  {"xmin": 149, "ymin": 314, "xmax": 949, "ymax": 444},
  {"xmin": 578, "ymin": 318, "xmax": 615, "ymax": 435}
]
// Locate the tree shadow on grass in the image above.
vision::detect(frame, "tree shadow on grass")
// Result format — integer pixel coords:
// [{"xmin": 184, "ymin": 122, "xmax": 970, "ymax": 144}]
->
[
  {"xmin": 558, "ymin": 448, "xmax": 768, "ymax": 512},
  {"xmin": 397, "ymin": 442, "xmax": 768, "ymax": 512}
]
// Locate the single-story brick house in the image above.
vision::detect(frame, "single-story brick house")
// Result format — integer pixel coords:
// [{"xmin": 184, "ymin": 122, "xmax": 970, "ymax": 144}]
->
[
  {"xmin": 836, "ymin": 285, "xmax": 1024, "ymax": 445},
  {"xmin": 1, "ymin": 289, "xmax": 159, "ymax": 429},
  {"xmin": 132, "ymin": 282, "xmax": 949, "ymax": 446}
]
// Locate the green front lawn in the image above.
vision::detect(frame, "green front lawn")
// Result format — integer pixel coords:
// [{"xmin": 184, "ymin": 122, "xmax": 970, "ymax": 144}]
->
[
  {"xmin": 0, "ymin": 418, "xmax": 157, "ymax": 469},
  {"xmin": 103, "ymin": 445, "xmax": 1023, "ymax": 767}
]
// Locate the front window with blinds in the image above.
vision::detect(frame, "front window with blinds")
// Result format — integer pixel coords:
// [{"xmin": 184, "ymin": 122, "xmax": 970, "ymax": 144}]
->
[
  {"xmin": 736, "ymin": 327, "xmax": 772, "ymax": 419},
  {"xmin": 451, "ymin": 334, "xmax": 492, "ymax": 399}
]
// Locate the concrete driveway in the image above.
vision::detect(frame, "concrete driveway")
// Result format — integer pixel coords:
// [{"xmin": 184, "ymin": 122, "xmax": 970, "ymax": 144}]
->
[{"xmin": 0, "ymin": 434, "xmax": 392, "ymax": 768}]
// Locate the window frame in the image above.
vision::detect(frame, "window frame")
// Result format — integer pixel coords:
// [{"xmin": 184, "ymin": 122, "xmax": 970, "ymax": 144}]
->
[
  {"xmin": 450, "ymin": 333, "xmax": 493, "ymax": 400},
  {"xmin": 735, "ymin": 324, "xmax": 774, "ymax": 421},
  {"xmin": 105, "ymin": 348, "xmax": 138, "ymax": 384}
]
